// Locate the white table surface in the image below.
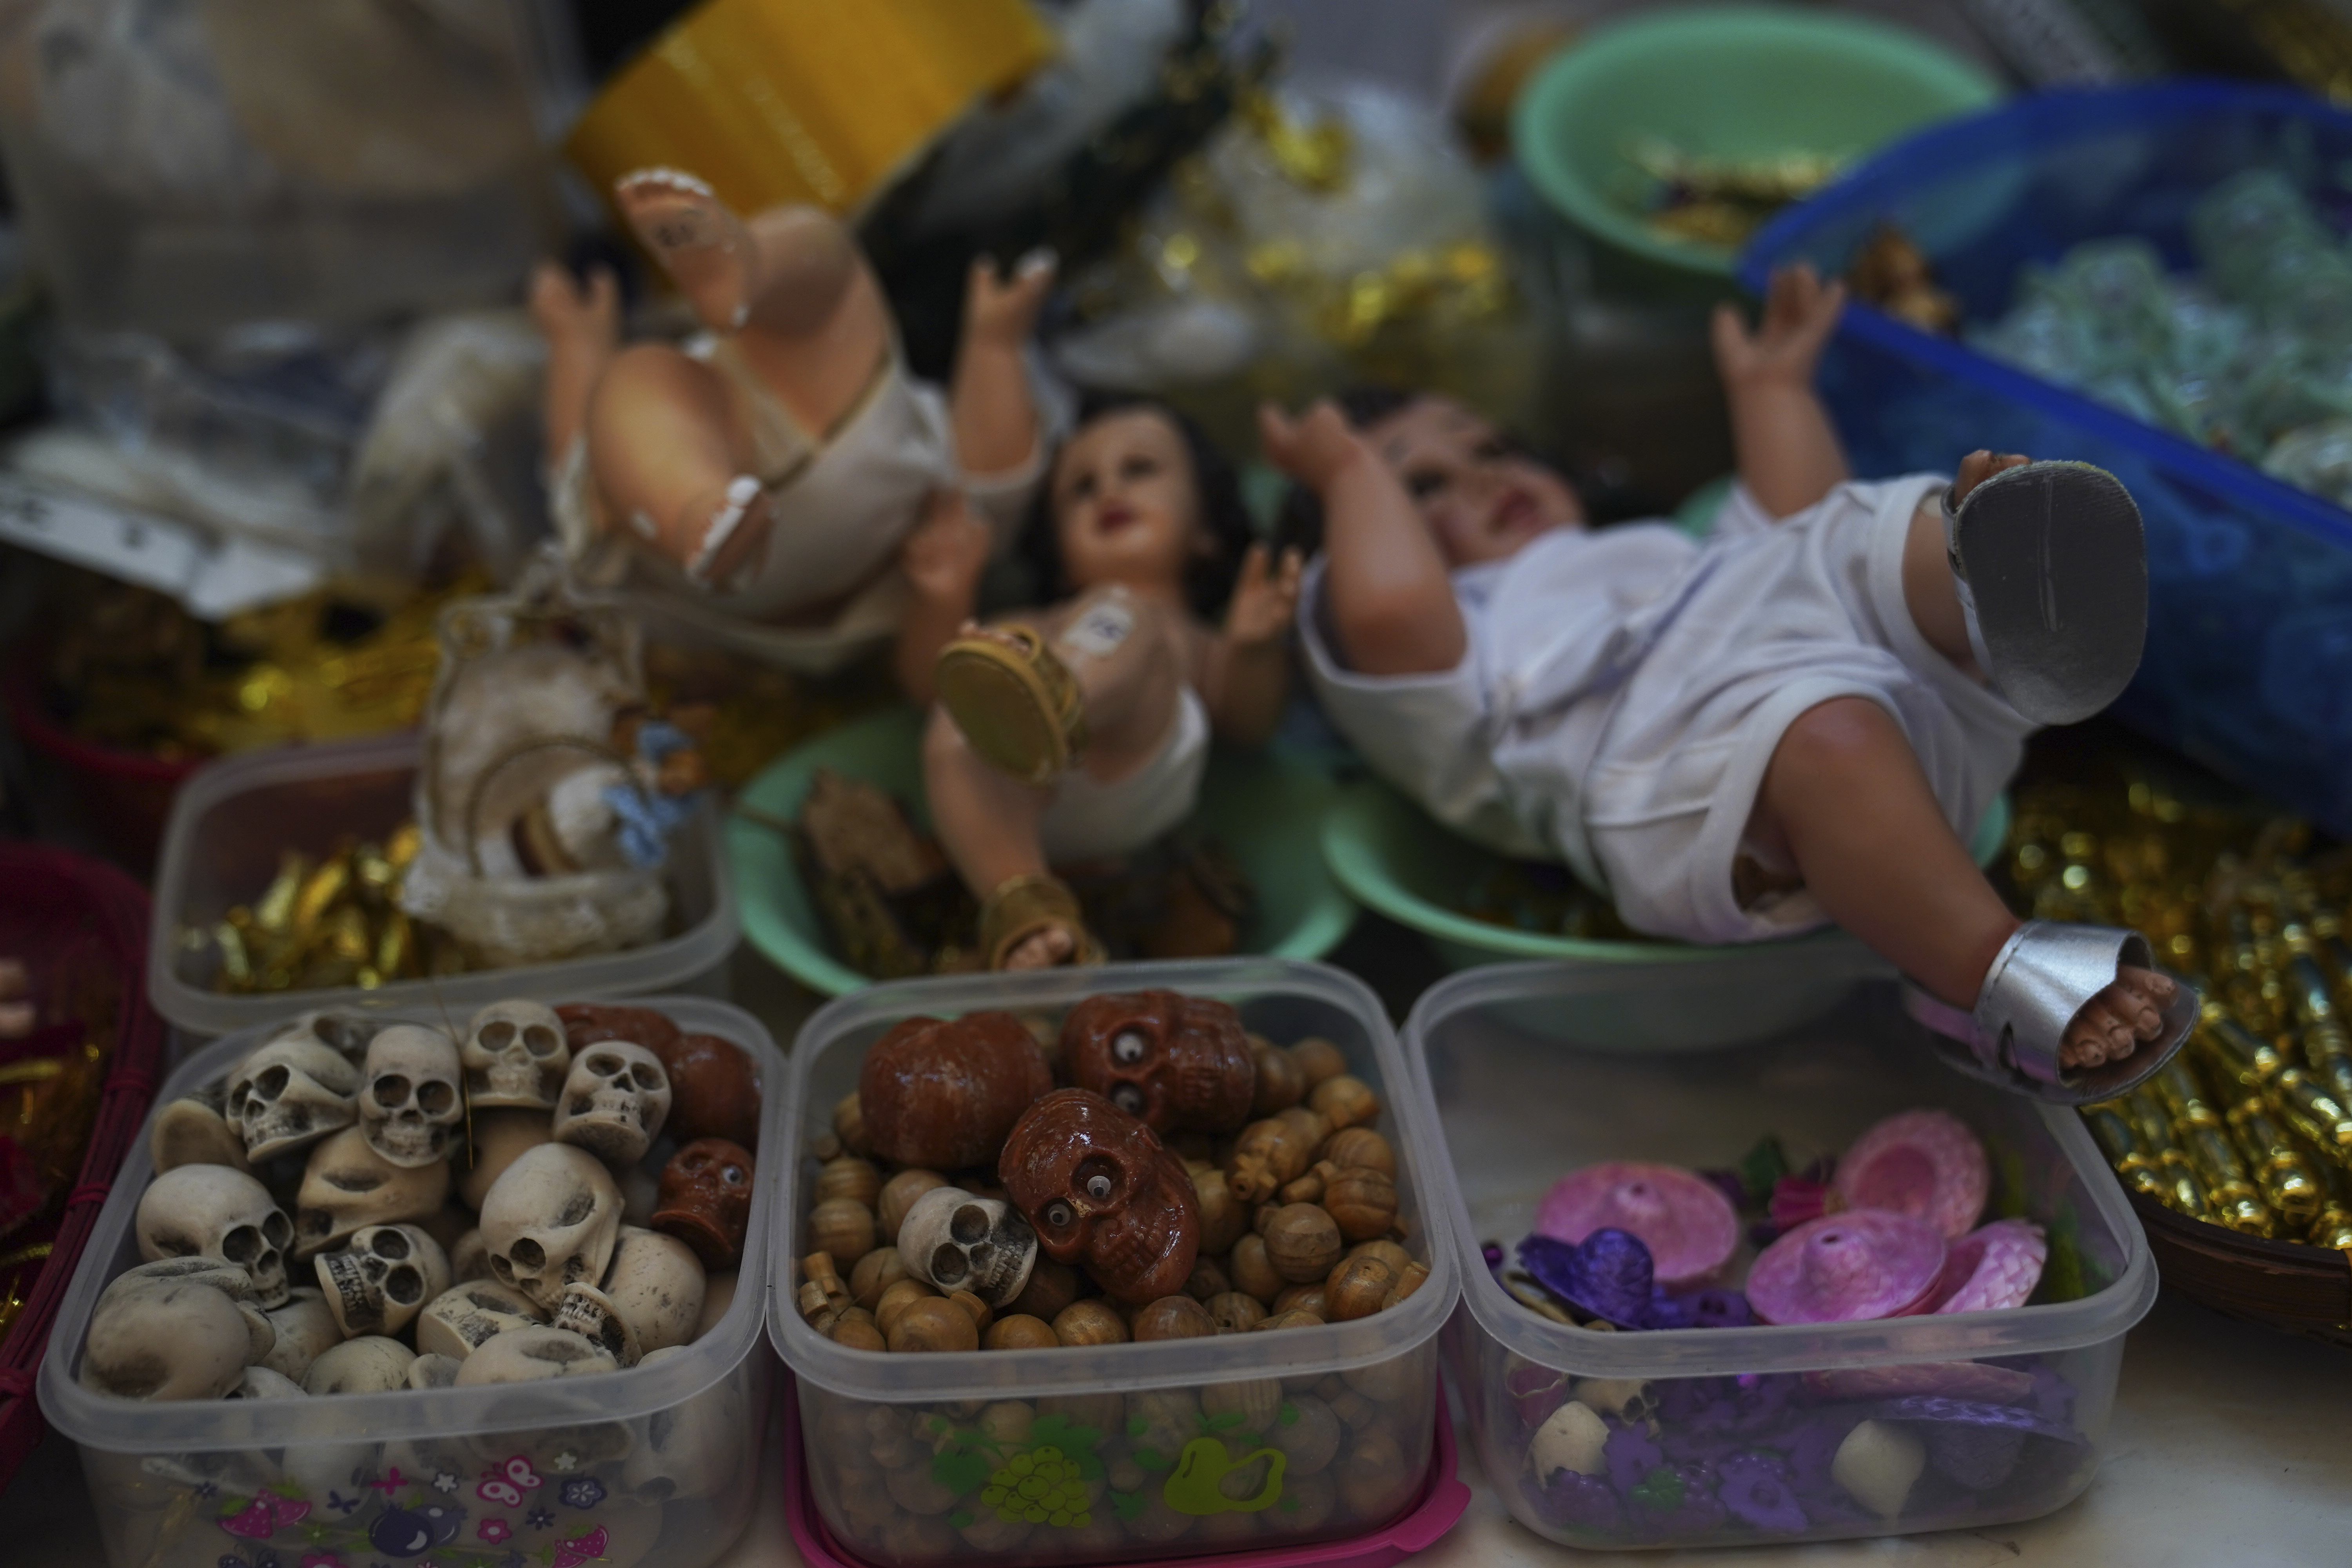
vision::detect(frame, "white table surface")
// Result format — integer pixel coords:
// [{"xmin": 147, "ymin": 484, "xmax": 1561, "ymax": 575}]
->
[{"xmin": 11, "ymin": 952, "xmax": 2351, "ymax": 1564}]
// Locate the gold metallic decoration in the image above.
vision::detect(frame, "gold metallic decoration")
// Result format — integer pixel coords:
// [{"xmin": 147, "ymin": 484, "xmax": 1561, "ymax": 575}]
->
[
  {"xmin": 2152, "ymin": 1061, "xmax": 2272, "ymax": 1236},
  {"xmin": 2122, "ymin": 1086, "xmax": 2215, "ymax": 1223},
  {"xmin": 1621, "ymin": 136, "xmax": 1844, "ymax": 252},
  {"xmin": 188, "ymin": 828, "xmax": 466, "ymax": 996},
  {"xmin": 2082, "ymin": 1098, "xmax": 2170, "ymax": 1201},
  {"xmin": 1237, "ymin": 86, "xmax": 1352, "ymax": 192},
  {"xmin": 563, "ymin": 0, "xmax": 1056, "ymax": 222}
]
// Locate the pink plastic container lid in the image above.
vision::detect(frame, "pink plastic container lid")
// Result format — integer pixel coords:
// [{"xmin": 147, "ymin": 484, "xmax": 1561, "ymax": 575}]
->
[{"xmin": 780, "ymin": 1372, "xmax": 1472, "ymax": 1568}]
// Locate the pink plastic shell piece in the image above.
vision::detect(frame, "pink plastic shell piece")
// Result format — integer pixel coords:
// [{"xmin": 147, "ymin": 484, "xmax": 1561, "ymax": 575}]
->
[
  {"xmin": 1831, "ymin": 1109, "xmax": 1989, "ymax": 1241},
  {"xmin": 1933, "ymin": 1217, "xmax": 2049, "ymax": 1314},
  {"xmin": 781, "ymin": 1371, "xmax": 1471, "ymax": 1568},
  {"xmin": 1533, "ymin": 1161, "xmax": 1739, "ymax": 1288},
  {"xmin": 1746, "ymin": 1209, "xmax": 1949, "ymax": 1324}
]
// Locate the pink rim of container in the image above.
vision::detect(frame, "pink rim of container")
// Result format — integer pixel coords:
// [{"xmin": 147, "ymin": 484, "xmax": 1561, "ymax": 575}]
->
[
  {"xmin": 779, "ymin": 1371, "xmax": 1473, "ymax": 1568},
  {"xmin": 1532, "ymin": 1160, "xmax": 1738, "ymax": 1287}
]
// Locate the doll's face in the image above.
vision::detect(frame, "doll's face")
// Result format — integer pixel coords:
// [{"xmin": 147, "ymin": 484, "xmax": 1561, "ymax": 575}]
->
[
  {"xmin": 1363, "ymin": 397, "xmax": 1584, "ymax": 568},
  {"xmin": 1051, "ymin": 409, "xmax": 1210, "ymax": 592}
]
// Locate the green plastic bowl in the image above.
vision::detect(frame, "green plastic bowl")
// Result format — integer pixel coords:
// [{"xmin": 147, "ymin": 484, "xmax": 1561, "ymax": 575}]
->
[
  {"xmin": 730, "ymin": 706, "xmax": 1359, "ymax": 996},
  {"xmin": 1321, "ymin": 775, "xmax": 2010, "ymax": 1045},
  {"xmin": 1513, "ymin": 4, "xmax": 2001, "ymax": 279}
]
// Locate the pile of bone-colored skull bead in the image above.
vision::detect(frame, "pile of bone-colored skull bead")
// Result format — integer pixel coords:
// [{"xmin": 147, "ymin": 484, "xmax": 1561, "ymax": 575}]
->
[
  {"xmin": 83, "ymin": 1000, "xmax": 759, "ymax": 1401},
  {"xmin": 794, "ymin": 989, "xmax": 1437, "ymax": 1561}
]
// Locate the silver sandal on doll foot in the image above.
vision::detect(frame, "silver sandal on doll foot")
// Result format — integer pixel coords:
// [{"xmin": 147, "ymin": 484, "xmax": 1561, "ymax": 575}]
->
[
  {"xmin": 1902, "ymin": 922, "xmax": 2197, "ymax": 1105},
  {"xmin": 1942, "ymin": 459, "xmax": 2147, "ymax": 726}
]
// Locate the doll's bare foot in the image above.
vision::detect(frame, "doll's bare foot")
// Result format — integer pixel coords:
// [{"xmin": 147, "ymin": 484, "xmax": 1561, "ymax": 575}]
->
[
  {"xmin": 1001, "ymin": 926, "xmax": 1077, "ymax": 971},
  {"xmin": 1949, "ymin": 449, "xmax": 2031, "ymax": 507},
  {"xmin": 530, "ymin": 261, "xmax": 620, "ymax": 460},
  {"xmin": 2060, "ymin": 966, "xmax": 2178, "ymax": 1069},
  {"xmin": 615, "ymin": 168, "xmax": 757, "ymax": 332}
]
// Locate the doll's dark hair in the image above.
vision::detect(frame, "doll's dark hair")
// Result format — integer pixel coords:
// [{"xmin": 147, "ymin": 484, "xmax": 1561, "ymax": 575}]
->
[
  {"xmin": 1022, "ymin": 391, "xmax": 1258, "ymax": 621},
  {"xmin": 1272, "ymin": 384, "xmax": 1614, "ymax": 557}
]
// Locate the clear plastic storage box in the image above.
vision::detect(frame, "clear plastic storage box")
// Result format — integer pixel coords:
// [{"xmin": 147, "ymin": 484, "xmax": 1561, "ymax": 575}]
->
[
  {"xmin": 37, "ymin": 996, "xmax": 780, "ymax": 1568},
  {"xmin": 1744, "ymin": 82, "xmax": 2352, "ymax": 838},
  {"xmin": 768, "ymin": 958, "xmax": 1458, "ymax": 1568},
  {"xmin": 148, "ymin": 734, "xmax": 738, "ymax": 1040},
  {"xmin": 1404, "ymin": 956, "xmax": 2154, "ymax": 1551}
]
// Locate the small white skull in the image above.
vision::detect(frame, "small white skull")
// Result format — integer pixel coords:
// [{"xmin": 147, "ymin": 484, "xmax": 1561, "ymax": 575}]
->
[
  {"xmin": 552, "ymin": 1041, "xmax": 672, "ymax": 1167},
  {"xmin": 226, "ymin": 1036, "xmax": 360, "ymax": 1163},
  {"xmin": 897, "ymin": 1186, "xmax": 1038, "ymax": 1308},
  {"xmin": 452, "ymin": 1325, "xmax": 618, "ymax": 1385},
  {"xmin": 359, "ymin": 1025, "xmax": 464, "ymax": 1168},
  {"xmin": 80, "ymin": 1273, "xmax": 261, "ymax": 1401},
  {"xmin": 303, "ymin": 1336, "xmax": 416, "ymax": 1395},
  {"xmin": 266, "ymin": 1010, "xmax": 385, "ymax": 1070},
  {"xmin": 623, "ymin": 1349, "xmax": 746, "ymax": 1502},
  {"xmin": 554, "ymin": 1282, "xmax": 642, "ymax": 1367},
  {"xmin": 599, "ymin": 1226, "xmax": 705, "ymax": 1356},
  {"xmin": 228, "ymin": 1366, "xmax": 308, "ymax": 1400},
  {"xmin": 457, "ymin": 1109, "xmax": 552, "ymax": 1210},
  {"xmin": 150, "ymin": 1097, "xmax": 252, "ymax": 1174},
  {"xmin": 462, "ymin": 999, "xmax": 571, "ymax": 1111},
  {"xmin": 416, "ymin": 1279, "xmax": 546, "ymax": 1360},
  {"xmin": 479, "ymin": 1143, "xmax": 623, "ymax": 1312},
  {"xmin": 407, "ymin": 1354, "xmax": 464, "ymax": 1389},
  {"xmin": 315, "ymin": 1223, "xmax": 452, "ymax": 1339},
  {"xmin": 135, "ymin": 1165, "xmax": 295, "ymax": 1307},
  {"xmin": 97, "ymin": 1259, "xmax": 276, "ymax": 1362},
  {"xmin": 451, "ymin": 1228, "xmax": 492, "ymax": 1283},
  {"xmin": 259, "ymin": 1287, "xmax": 343, "ymax": 1383},
  {"xmin": 294, "ymin": 1125, "xmax": 451, "ymax": 1259}
]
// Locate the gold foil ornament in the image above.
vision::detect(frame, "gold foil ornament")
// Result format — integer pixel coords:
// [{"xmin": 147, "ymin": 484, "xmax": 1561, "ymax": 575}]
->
[{"xmin": 2151, "ymin": 1061, "xmax": 2272, "ymax": 1236}]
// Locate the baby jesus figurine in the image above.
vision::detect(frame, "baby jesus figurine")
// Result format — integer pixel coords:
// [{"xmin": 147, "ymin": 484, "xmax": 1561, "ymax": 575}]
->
[
  {"xmin": 900, "ymin": 396, "xmax": 1302, "ymax": 969},
  {"xmin": 1267, "ymin": 264, "xmax": 2193, "ymax": 1103},
  {"xmin": 530, "ymin": 168, "xmax": 1056, "ymax": 671}
]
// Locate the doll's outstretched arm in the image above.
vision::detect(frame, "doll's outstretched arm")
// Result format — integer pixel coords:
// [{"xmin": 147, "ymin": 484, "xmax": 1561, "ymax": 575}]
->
[
  {"xmin": 951, "ymin": 250, "xmax": 1057, "ymax": 479},
  {"xmin": 1712, "ymin": 262, "xmax": 1851, "ymax": 519},
  {"xmin": 1259, "ymin": 401, "xmax": 1465, "ymax": 676},
  {"xmin": 1198, "ymin": 543, "xmax": 1305, "ymax": 745},
  {"xmin": 895, "ymin": 490, "xmax": 994, "ymax": 704}
]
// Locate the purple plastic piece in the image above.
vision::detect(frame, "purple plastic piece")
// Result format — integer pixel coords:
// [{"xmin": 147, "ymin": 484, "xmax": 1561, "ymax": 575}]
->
[
  {"xmin": 1518, "ymin": 1229, "xmax": 1656, "ymax": 1327},
  {"xmin": 1922, "ymin": 1422, "xmax": 2026, "ymax": 1491},
  {"xmin": 1535, "ymin": 1161, "xmax": 1740, "ymax": 1287},
  {"xmin": 1717, "ymin": 1454, "xmax": 1809, "ymax": 1533},
  {"xmin": 1528, "ymin": 1468, "xmax": 1623, "ymax": 1532},
  {"xmin": 1873, "ymin": 1396, "xmax": 2082, "ymax": 1442}
]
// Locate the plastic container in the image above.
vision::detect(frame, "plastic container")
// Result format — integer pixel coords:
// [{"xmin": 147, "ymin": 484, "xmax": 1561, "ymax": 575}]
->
[
  {"xmin": 731, "ymin": 706, "xmax": 1357, "ymax": 997},
  {"xmin": 1512, "ymin": 4, "xmax": 1998, "ymax": 281},
  {"xmin": 36, "ymin": 995, "xmax": 780, "ymax": 1568},
  {"xmin": 0, "ymin": 843, "xmax": 166, "ymax": 1490},
  {"xmin": 1743, "ymin": 82, "xmax": 2352, "ymax": 840},
  {"xmin": 149, "ymin": 733, "xmax": 738, "ymax": 1039},
  {"xmin": 779, "ymin": 1372, "xmax": 1473, "ymax": 1568},
  {"xmin": 1404, "ymin": 960, "xmax": 2154, "ymax": 1550},
  {"xmin": 769, "ymin": 958, "xmax": 1457, "ymax": 1567}
]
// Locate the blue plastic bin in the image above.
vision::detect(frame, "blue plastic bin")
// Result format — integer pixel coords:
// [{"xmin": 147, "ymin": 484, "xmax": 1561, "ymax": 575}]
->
[{"xmin": 1744, "ymin": 83, "xmax": 2352, "ymax": 836}]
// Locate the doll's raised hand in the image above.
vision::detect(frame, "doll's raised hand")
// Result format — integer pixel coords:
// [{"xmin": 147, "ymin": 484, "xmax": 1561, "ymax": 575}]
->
[
  {"xmin": 1711, "ymin": 261, "xmax": 1846, "ymax": 389},
  {"xmin": 1258, "ymin": 399, "xmax": 1371, "ymax": 492},
  {"xmin": 901, "ymin": 489, "xmax": 992, "ymax": 606},
  {"xmin": 1222, "ymin": 543, "xmax": 1305, "ymax": 648},
  {"xmin": 964, "ymin": 249, "xmax": 1058, "ymax": 348}
]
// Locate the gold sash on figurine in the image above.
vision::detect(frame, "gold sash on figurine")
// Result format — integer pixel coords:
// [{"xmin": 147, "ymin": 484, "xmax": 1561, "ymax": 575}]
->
[{"xmin": 564, "ymin": 0, "xmax": 1058, "ymax": 218}]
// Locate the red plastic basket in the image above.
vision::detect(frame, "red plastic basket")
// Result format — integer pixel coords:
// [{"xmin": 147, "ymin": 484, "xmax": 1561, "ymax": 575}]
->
[
  {"xmin": 0, "ymin": 842, "xmax": 163, "ymax": 1489},
  {"xmin": 2, "ymin": 654, "xmax": 203, "ymax": 876}
]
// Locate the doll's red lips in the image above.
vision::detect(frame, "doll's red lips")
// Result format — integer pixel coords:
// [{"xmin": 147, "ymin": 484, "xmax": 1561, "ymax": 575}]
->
[
  {"xmin": 1096, "ymin": 502, "xmax": 1140, "ymax": 533},
  {"xmin": 1494, "ymin": 490, "xmax": 1541, "ymax": 533}
]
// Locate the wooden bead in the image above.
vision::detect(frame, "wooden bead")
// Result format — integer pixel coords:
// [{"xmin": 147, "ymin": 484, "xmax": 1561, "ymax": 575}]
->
[
  {"xmin": 1230, "ymin": 1234, "xmax": 1283, "ymax": 1303},
  {"xmin": 1324, "ymin": 1255, "xmax": 1397, "ymax": 1321},
  {"xmin": 1131, "ymin": 1295, "xmax": 1218, "ymax": 1341},
  {"xmin": 1252, "ymin": 1308, "xmax": 1325, "ymax": 1330},
  {"xmin": 1308, "ymin": 1074, "xmax": 1379, "ymax": 1131},
  {"xmin": 1008, "ymin": 1259, "xmax": 1082, "ymax": 1323},
  {"xmin": 888, "ymin": 1297, "xmax": 980, "ymax": 1353},
  {"xmin": 1226, "ymin": 1114, "xmax": 1319, "ymax": 1203},
  {"xmin": 810, "ymin": 1198, "xmax": 877, "ymax": 1268},
  {"xmin": 833, "ymin": 1093, "xmax": 869, "ymax": 1156},
  {"xmin": 1320, "ymin": 1127, "xmax": 1395, "ymax": 1176},
  {"xmin": 1323, "ymin": 1167, "xmax": 1399, "ymax": 1242},
  {"xmin": 1262, "ymin": 1203, "xmax": 1343, "ymax": 1283},
  {"xmin": 1340, "ymin": 1428, "xmax": 1412, "ymax": 1517},
  {"xmin": 983, "ymin": 1314, "xmax": 1058, "ymax": 1351},
  {"xmin": 1201, "ymin": 1377, "xmax": 1283, "ymax": 1432},
  {"xmin": 1185, "ymin": 1256, "xmax": 1231, "ymax": 1301},
  {"xmin": 1052, "ymin": 1299, "xmax": 1129, "ymax": 1347},
  {"xmin": 1193, "ymin": 1167, "xmax": 1249, "ymax": 1256},
  {"xmin": 1274, "ymin": 1283, "xmax": 1328, "ymax": 1318},
  {"xmin": 1251, "ymin": 1040, "xmax": 1306, "ymax": 1116},
  {"xmin": 877, "ymin": 1169, "xmax": 949, "ymax": 1243},
  {"xmin": 811, "ymin": 1131, "xmax": 842, "ymax": 1162},
  {"xmin": 850, "ymin": 1246, "xmax": 910, "ymax": 1309},
  {"xmin": 947, "ymin": 1290, "xmax": 993, "ymax": 1334},
  {"xmin": 873, "ymin": 1278, "xmax": 936, "ymax": 1336},
  {"xmin": 828, "ymin": 1308, "xmax": 886, "ymax": 1351},
  {"xmin": 817, "ymin": 1156, "xmax": 883, "ymax": 1208},
  {"xmin": 1287, "ymin": 1038, "xmax": 1347, "ymax": 1087},
  {"xmin": 1347, "ymin": 1239, "xmax": 1413, "ymax": 1274},
  {"xmin": 1384, "ymin": 1261, "xmax": 1430, "ymax": 1309},
  {"xmin": 1205, "ymin": 1291, "xmax": 1266, "ymax": 1332}
]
